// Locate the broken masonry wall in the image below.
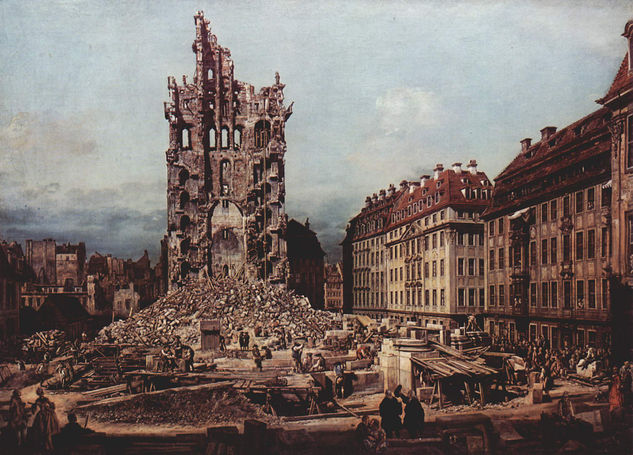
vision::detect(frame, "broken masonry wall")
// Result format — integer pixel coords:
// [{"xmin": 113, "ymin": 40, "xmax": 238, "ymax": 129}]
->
[{"xmin": 164, "ymin": 11, "xmax": 292, "ymax": 290}]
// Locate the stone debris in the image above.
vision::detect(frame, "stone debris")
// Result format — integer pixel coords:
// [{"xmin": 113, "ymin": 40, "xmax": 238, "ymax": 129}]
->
[
  {"xmin": 79, "ymin": 388, "xmax": 276, "ymax": 426},
  {"xmin": 95, "ymin": 277, "xmax": 340, "ymax": 347}
]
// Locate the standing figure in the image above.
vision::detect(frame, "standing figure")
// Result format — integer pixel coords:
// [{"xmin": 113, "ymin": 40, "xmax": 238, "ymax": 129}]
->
[
  {"xmin": 8, "ymin": 389, "xmax": 28, "ymax": 448},
  {"xmin": 379, "ymin": 390, "xmax": 402, "ymax": 438},
  {"xmin": 219, "ymin": 334, "xmax": 226, "ymax": 352},
  {"xmin": 30, "ymin": 388, "xmax": 60, "ymax": 451},
  {"xmin": 252, "ymin": 344, "xmax": 263, "ymax": 372},
  {"xmin": 291, "ymin": 342, "xmax": 303, "ymax": 373},
  {"xmin": 334, "ymin": 361, "xmax": 345, "ymax": 398},
  {"xmin": 403, "ymin": 390, "xmax": 425, "ymax": 438}
]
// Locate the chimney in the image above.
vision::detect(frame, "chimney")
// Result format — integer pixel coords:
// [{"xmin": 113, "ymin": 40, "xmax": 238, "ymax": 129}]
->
[
  {"xmin": 520, "ymin": 138, "xmax": 532, "ymax": 153},
  {"xmin": 387, "ymin": 184, "xmax": 395, "ymax": 197},
  {"xmin": 379, "ymin": 189, "xmax": 386, "ymax": 200},
  {"xmin": 452, "ymin": 162, "xmax": 462, "ymax": 173},
  {"xmin": 409, "ymin": 182, "xmax": 420, "ymax": 194},
  {"xmin": 467, "ymin": 159, "xmax": 477, "ymax": 175},
  {"xmin": 365, "ymin": 196, "xmax": 372, "ymax": 207},
  {"xmin": 372, "ymin": 193, "xmax": 378, "ymax": 204},
  {"xmin": 420, "ymin": 174, "xmax": 430, "ymax": 186},
  {"xmin": 540, "ymin": 126, "xmax": 557, "ymax": 141},
  {"xmin": 399, "ymin": 180, "xmax": 409, "ymax": 191},
  {"xmin": 433, "ymin": 164, "xmax": 444, "ymax": 180}
]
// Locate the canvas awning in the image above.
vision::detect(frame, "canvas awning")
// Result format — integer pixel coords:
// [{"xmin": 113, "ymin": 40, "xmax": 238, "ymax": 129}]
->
[{"xmin": 509, "ymin": 207, "xmax": 530, "ymax": 220}]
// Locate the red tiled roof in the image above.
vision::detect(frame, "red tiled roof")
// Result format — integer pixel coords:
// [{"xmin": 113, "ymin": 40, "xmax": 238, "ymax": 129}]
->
[
  {"xmin": 386, "ymin": 169, "xmax": 491, "ymax": 231},
  {"xmin": 483, "ymin": 107, "xmax": 611, "ymax": 219}
]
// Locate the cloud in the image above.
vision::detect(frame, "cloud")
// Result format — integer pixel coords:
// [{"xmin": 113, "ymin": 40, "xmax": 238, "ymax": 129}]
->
[{"xmin": 375, "ymin": 87, "xmax": 440, "ymax": 135}]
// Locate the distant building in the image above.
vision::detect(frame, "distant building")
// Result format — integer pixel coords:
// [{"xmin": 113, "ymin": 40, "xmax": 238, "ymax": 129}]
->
[
  {"xmin": 287, "ymin": 219, "xmax": 325, "ymax": 309},
  {"xmin": 37, "ymin": 294, "xmax": 92, "ymax": 339},
  {"xmin": 324, "ymin": 263, "xmax": 344, "ymax": 312},
  {"xmin": 25, "ymin": 239, "xmax": 86, "ymax": 288},
  {"xmin": 113, "ymin": 283, "xmax": 140, "ymax": 318},
  {"xmin": 0, "ymin": 241, "xmax": 27, "ymax": 343},
  {"xmin": 343, "ymin": 161, "xmax": 492, "ymax": 329}
]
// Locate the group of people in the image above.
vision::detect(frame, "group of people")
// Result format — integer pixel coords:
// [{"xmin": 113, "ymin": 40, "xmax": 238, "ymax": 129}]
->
[
  {"xmin": 238, "ymin": 331, "xmax": 251, "ymax": 351},
  {"xmin": 492, "ymin": 336, "xmax": 613, "ymax": 383},
  {"xmin": 608, "ymin": 361, "xmax": 633, "ymax": 414},
  {"xmin": 251, "ymin": 344, "xmax": 272, "ymax": 371},
  {"xmin": 378, "ymin": 386, "xmax": 425, "ymax": 440},
  {"xmin": 4, "ymin": 387, "xmax": 94, "ymax": 452},
  {"xmin": 158, "ymin": 336, "xmax": 194, "ymax": 372}
]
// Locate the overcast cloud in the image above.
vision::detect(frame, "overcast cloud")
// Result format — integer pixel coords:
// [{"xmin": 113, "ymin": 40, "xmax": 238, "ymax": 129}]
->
[{"xmin": 0, "ymin": 0, "xmax": 630, "ymax": 263}]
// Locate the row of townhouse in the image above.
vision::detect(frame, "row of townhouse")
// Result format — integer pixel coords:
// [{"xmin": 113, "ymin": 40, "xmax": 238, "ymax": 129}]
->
[{"xmin": 342, "ymin": 21, "xmax": 633, "ymax": 353}]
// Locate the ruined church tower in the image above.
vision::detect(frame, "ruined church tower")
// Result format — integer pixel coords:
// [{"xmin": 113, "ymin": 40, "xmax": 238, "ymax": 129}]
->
[{"xmin": 163, "ymin": 11, "xmax": 292, "ymax": 290}]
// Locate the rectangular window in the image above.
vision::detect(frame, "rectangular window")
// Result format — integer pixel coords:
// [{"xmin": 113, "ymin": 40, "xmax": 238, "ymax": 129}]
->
[
  {"xmin": 541, "ymin": 239, "xmax": 548, "ymax": 265},
  {"xmin": 587, "ymin": 229, "xmax": 595, "ymax": 259},
  {"xmin": 432, "ymin": 289, "xmax": 437, "ymax": 306},
  {"xmin": 628, "ymin": 114, "xmax": 633, "ymax": 168},
  {"xmin": 542, "ymin": 325, "xmax": 549, "ymax": 342},
  {"xmin": 513, "ymin": 246, "xmax": 521, "ymax": 267},
  {"xmin": 499, "ymin": 285, "xmax": 505, "ymax": 306},
  {"xmin": 530, "ymin": 241, "xmax": 536, "ymax": 266},
  {"xmin": 498, "ymin": 218, "xmax": 504, "ymax": 234},
  {"xmin": 498, "ymin": 248, "xmax": 505, "ymax": 268},
  {"xmin": 440, "ymin": 259, "xmax": 445, "ymax": 276},
  {"xmin": 563, "ymin": 235, "xmax": 571, "ymax": 261},
  {"xmin": 601, "ymin": 227, "xmax": 608, "ymax": 257},
  {"xmin": 424, "ymin": 262, "xmax": 429, "ymax": 278},
  {"xmin": 490, "ymin": 250, "xmax": 495, "ymax": 270},
  {"xmin": 490, "ymin": 285, "xmax": 496, "ymax": 306},
  {"xmin": 440, "ymin": 289, "xmax": 445, "ymax": 306},
  {"xmin": 479, "ymin": 259, "xmax": 484, "ymax": 276},
  {"xmin": 588, "ymin": 279, "xmax": 596, "ymax": 309},
  {"xmin": 530, "ymin": 283, "xmax": 537, "ymax": 307},
  {"xmin": 432, "ymin": 233, "xmax": 437, "ymax": 249},
  {"xmin": 602, "ymin": 279, "xmax": 609, "ymax": 310},
  {"xmin": 551, "ymin": 200, "xmax": 558, "ymax": 220},
  {"xmin": 587, "ymin": 188, "xmax": 595, "ymax": 210},
  {"xmin": 551, "ymin": 281, "xmax": 558, "ymax": 308},
  {"xmin": 529, "ymin": 324, "xmax": 537, "ymax": 342},
  {"xmin": 468, "ymin": 288, "xmax": 475, "ymax": 306},
  {"xmin": 489, "ymin": 220, "xmax": 495, "ymax": 237},
  {"xmin": 458, "ymin": 258, "xmax": 464, "ymax": 276},
  {"xmin": 551, "ymin": 237, "xmax": 557, "ymax": 264},
  {"xmin": 432, "ymin": 261, "xmax": 437, "ymax": 277},
  {"xmin": 400, "ymin": 267, "xmax": 403, "ymax": 281},
  {"xmin": 563, "ymin": 195, "xmax": 570, "ymax": 216},
  {"xmin": 479, "ymin": 233, "xmax": 484, "ymax": 246},
  {"xmin": 440, "ymin": 231, "xmax": 445, "ymax": 247},
  {"xmin": 541, "ymin": 202, "xmax": 548, "ymax": 223},
  {"xmin": 628, "ymin": 213, "xmax": 633, "ymax": 268},
  {"xmin": 479, "ymin": 288, "xmax": 485, "ymax": 307},
  {"xmin": 575, "ymin": 191, "xmax": 584, "ymax": 213},
  {"xmin": 468, "ymin": 258, "xmax": 475, "ymax": 275},
  {"xmin": 424, "ymin": 236, "xmax": 429, "ymax": 250},
  {"xmin": 469, "ymin": 233, "xmax": 475, "ymax": 246},
  {"xmin": 458, "ymin": 289, "xmax": 464, "ymax": 306},
  {"xmin": 576, "ymin": 231, "xmax": 584, "ymax": 260},
  {"xmin": 577, "ymin": 280, "xmax": 584, "ymax": 308},
  {"xmin": 563, "ymin": 280, "xmax": 571, "ymax": 308},
  {"xmin": 542, "ymin": 282, "xmax": 549, "ymax": 307}
]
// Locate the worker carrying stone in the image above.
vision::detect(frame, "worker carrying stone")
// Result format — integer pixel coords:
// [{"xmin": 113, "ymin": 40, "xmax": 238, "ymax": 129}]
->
[{"xmin": 159, "ymin": 344, "xmax": 175, "ymax": 372}]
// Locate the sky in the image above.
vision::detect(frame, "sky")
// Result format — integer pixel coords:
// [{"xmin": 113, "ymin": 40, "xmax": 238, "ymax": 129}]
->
[{"xmin": 0, "ymin": 0, "xmax": 631, "ymax": 264}]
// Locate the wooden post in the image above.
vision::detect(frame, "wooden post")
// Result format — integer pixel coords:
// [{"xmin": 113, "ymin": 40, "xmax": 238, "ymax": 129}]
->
[
  {"xmin": 438, "ymin": 379, "xmax": 444, "ymax": 409},
  {"xmin": 478, "ymin": 381, "xmax": 486, "ymax": 406},
  {"xmin": 464, "ymin": 381, "xmax": 473, "ymax": 405}
]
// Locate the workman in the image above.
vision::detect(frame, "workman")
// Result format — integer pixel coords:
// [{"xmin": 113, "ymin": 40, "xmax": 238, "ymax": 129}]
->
[{"xmin": 252, "ymin": 344, "xmax": 263, "ymax": 372}]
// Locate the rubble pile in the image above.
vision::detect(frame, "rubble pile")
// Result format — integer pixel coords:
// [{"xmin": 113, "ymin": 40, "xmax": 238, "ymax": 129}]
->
[
  {"xmin": 95, "ymin": 277, "xmax": 340, "ymax": 347},
  {"xmin": 21, "ymin": 330, "xmax": 69, "ymax": 361},
  {"xmin": 80, "ymin": 388, "xmax": 275, "ymax": 426}
]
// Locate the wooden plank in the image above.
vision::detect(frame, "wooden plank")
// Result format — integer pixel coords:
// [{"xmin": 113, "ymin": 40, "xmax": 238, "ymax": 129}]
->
[{"xmin": 76, "ymin": 380, "xmax": 235, "ymax": 409}]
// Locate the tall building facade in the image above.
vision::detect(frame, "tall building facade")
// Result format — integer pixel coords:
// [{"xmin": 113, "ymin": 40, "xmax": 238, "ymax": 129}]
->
[
  {"xmin": 598, "ymin": 21, "xmax": 633, "ymax": 358},
  {"xmin": 163, "ymin": 12, "xmax": 292, "ymax": 290},
  {"xmin": 324, "ymin": 263, "xmax": 344, "ymax": 312},
  {"xmin": 286, "ymin": 219, "xmax": 325, "ymax": 309},
  {"xmin": 343, "ymin": 161, "xmax": 492, "ymax": 328},
  {"xmin": 483, "ymin": 111, "xmax": 612, "ymax": 347}
]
